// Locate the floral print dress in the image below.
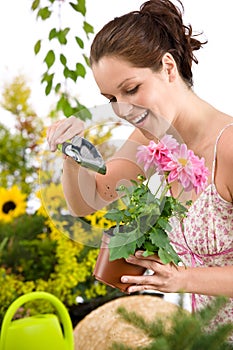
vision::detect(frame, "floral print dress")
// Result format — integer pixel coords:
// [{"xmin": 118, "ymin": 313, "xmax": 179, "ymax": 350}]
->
[{"xmin": 169, "ymin": 123, "xmax": 233, "ymax": 340}]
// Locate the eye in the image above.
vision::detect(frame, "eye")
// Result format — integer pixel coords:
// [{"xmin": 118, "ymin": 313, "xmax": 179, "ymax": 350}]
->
[
  {"xmin": 126, "ymin": 85, "xmax": 139, "ymax": 95},
  {"xmin": 109, "ymin": 96, "xmax": 117, "ymax": 103}
]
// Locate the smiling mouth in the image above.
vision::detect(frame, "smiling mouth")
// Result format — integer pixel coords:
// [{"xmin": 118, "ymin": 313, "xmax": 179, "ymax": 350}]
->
[{"xmin": 128, "ymin": 110, "xmax": 148, "ymax": 125}]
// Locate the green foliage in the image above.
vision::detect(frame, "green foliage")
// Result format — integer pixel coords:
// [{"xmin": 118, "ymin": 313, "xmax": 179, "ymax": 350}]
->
[
  {"xmin": 31, "ymin": 0, "xmax": 94, "ymax": 118},
  {"xmin": 0, "ymin": 214, "xmax": 57, "ymax": 280},
  {"xmin": 111, "ymin": 297, "xmax": 233, "ymax": 350},
  {"xmin": 105, "ymin": 176, "xmax": 187, "ymax": 265},
  {"xmin": 0, "ymin": 75, "xmax": 44, "ymax": 194}
]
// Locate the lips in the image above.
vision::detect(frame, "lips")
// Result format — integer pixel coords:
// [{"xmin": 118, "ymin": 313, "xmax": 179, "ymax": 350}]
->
[{"xmin": 128, "ymin": 110, "xmax": 148, "ymax": 125}]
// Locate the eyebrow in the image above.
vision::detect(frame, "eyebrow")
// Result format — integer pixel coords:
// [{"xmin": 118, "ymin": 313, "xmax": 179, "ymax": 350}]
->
[{"xmin": 117, "ymin": 77, "xmax": 136, "ymax": 89}]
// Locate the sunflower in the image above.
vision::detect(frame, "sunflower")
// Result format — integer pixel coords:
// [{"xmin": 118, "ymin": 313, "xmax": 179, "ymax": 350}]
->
[{"xmin": 0, "ymin": 185, "xmax": 27, "ymax": 223}]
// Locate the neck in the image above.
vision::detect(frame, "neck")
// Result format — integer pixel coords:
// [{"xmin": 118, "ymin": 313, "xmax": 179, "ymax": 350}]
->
[{"xmin": 171, "ymin": 88, "xmax": 218, "ymax": 150}]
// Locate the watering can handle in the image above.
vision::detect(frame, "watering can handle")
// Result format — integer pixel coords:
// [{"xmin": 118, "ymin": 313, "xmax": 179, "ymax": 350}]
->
[{"xmin": 0, "ymin": 292, "xmax": 74, "ymax": 350}]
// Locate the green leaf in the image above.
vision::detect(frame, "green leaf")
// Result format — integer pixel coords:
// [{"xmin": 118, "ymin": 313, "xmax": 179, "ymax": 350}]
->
[
  {"xmin": 63, "ymin": 67, "xmax": 78, "ymax": 82},
  {"xmin": 76, "ymin": 63, "xmax": 86, "ymax": 78},
  {"xmin": 31, "ymin": 0, "xmax": 40, "ymax": 11},
  {"xmin": 143, "ymin": 240, "xmax": 156, "ymax": 254},
  {"xmin": 45, "ymin": 80, "xmax": 53, "ymax": 96},
  {"xmin": 83, "ymin": 21, "xmax": 94, "ymax": 38},
  {"xmin": 44, "ymin": 50, "xmax": 55, "ymax": 69},
  {"xmin": 143, "ymin": 250, "xmax": 155, "ymax": 257},
  {"xmin": 104, "ymin": 209, "xmax": 124, "ymax": 224},
  {"xmin": 55, "ymin": 83, "xmax": 61, "ymax": 93},
  {"xmin": 49, "ymin": 28, "xmax": 57, "ymax": 40},
  {"xmin": 108, "ymin": 230, "xmax": 138, "ymax": 260},
  {"xmin": 69, "ymin": 0, "xmax": 86, "ymax": 16},
  {"xmin": 158, "ymin": 247, "xmax": 174, "ymax": 264},
  {"xmin": 60, "ymin": 54, "xmax": 67, "ymax": 66},
  {"xmin": 57, "ymin": 28, "xmax": 70, "ymax": 45},
  {"xmin": 75, "ymin": 36, "xmax": 84, "ymax": 49},
  {"xmin": 41, "ymin": 72, "xmax": 54, "ymax": 84},
  {"xmin": 34, "ymin": 40, "xmax": 41, "ymax": 55},
  {"xmin": 37, "ymin": 7, "xmax": 51, "ymax": 20},
  {"xmin": 83, "ymin": 54, "xmax": 90, "ymax": 67},
  {"xmin": 157, "ymin": 217, "xmax": 172, "ymax": 232},
  {"xmin": 72, "ymin": 103, "xmax": 92, "ymax": 120},
  {"xmin": 41, "ymin": 73, "xmax": 54, "ymax": 95},
  {"xmin": 149, "ymin": 228, "xmax": 169, "ymax": 249},
  {"xmin": 56, "ymin": 95, "xmax": 74, "ymax": 117}
]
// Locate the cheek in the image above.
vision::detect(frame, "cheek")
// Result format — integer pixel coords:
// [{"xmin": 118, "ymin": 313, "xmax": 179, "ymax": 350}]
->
[{"xmin": 138, "ymin": 85, "xmax": 160, "ymax": 109}]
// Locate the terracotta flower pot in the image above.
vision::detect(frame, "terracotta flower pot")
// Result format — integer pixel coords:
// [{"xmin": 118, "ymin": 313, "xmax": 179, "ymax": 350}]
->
[{"xmin": 93, "ymin": 228, "xmax": 146, "ymax": 293}]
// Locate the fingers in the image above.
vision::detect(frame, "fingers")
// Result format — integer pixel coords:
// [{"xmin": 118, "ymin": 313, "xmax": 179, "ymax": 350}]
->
[
  {"xmin": 121, "ymin": 274, "xmax": 159, "ymax": 294},
  {"xmin": 47, "ymin": 116, "xmax": 85, "ymax": 152},
  {"xmin": 126, "ymin": 250, "xmax": 163, "ymax": 270},
  {"xmin": 121, "ymin": 251, "xmax": 177, "ymax": 293},
  {"xmin": 127, "ymin": 284, "xmax": 157, "ymax": 294}
]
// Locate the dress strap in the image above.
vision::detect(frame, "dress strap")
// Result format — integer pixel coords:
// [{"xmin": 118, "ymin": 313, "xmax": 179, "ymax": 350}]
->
[{"xmin": 211, "ymin": 123, "xmax": 233, "ymax": 183}]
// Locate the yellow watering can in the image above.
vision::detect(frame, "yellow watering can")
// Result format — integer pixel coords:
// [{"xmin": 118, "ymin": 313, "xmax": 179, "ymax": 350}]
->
[{"xmin": 0, "ymin": 291, "xmax": 74, "ymax": 350}]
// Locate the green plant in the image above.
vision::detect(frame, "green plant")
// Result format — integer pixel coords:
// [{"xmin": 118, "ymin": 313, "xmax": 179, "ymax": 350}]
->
[
  {"xmin": 111, "ymin": 297, "xmax": 233, "ymax": 350},
  {"xmin": 105, "ymin": 175, "xmax": 187, "ymax": 265}
]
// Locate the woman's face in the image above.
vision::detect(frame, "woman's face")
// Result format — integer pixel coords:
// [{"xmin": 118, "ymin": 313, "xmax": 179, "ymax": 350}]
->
[{"xmin": 92, "ymin": 56, "xmax": 179, "ymax": 139}]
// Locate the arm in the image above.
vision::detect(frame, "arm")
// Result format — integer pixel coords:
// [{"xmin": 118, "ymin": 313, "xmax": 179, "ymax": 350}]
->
[
  {"xmin": 47, "ymin": 117, "xmax": 150, "ymax": 216},
  {"xmin": 62, "ymin": 128, "xmax": 149, "ymax": 216}
]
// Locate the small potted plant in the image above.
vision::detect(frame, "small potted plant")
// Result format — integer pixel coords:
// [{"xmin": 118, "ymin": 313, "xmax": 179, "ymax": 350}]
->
[{"xmin": 93, "ymin": 134, "xmax": 209, "ymax": 292}]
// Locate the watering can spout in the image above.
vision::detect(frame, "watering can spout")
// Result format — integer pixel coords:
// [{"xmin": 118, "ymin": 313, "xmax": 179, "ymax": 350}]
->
[{"xmin": 0, "ymin": 292, "xmax": 74, "ymax": 350}]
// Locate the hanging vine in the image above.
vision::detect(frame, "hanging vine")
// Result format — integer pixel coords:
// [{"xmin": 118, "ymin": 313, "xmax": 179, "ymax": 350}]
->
[{"xmin": 31, "ymin": 0, "xmax": 94, "ymax": 119}]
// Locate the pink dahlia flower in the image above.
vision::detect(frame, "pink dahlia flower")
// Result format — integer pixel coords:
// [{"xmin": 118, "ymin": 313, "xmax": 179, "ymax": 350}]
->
[
  {"xmin": 161, "ymin": 144, "xmax": 209, "ymax": 193},
  {"xmin": 136, "ymin": 134, "xmax": 209, "ymax": 194},
  {"xmin": 136, "ymin": 135, "xmax": 179, "ymax": 172}
]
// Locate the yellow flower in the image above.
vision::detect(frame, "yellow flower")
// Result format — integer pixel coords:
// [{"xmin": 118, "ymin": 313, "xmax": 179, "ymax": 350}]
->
[
  {"xmin": 85, "ymin": 209, "xmax": 115, "ymax": 229},
  {"xmin": 0, "ymin": 186, "xmax": 27, "ymax": 223}
]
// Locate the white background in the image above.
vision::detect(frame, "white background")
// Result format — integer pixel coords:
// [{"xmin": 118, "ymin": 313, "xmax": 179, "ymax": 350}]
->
[{"xmin": 0, "ymin": 0, "xmax": 233, "ymax": 126}]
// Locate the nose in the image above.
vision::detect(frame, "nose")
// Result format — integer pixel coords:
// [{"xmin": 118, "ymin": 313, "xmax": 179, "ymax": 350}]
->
[{"xmin": 111, "ymin": 102, "xmax": 134, "ymax": 118}]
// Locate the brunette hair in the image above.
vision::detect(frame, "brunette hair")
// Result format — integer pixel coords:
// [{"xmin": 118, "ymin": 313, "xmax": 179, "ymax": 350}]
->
[{"xmin": 90, "ymin": 0, "xmax": 207, "ymax": 87}]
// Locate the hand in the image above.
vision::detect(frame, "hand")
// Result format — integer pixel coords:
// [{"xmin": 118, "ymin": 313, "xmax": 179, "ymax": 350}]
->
[
  {"xmin": 121, "ymin": 250, "xmax": 186, "ymax": 294},
  {"xmin": 47, "ymin": 116, "xmax": 85, "ymax": 152}
]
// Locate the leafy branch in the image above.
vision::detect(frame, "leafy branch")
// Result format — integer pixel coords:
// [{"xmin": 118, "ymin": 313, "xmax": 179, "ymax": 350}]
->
[{"xmin": 31, "ymin": 0, "xmax": 94, "ymax": 118}]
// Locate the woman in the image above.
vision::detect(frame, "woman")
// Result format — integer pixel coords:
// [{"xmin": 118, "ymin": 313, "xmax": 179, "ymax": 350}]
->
[{"xmin": 47, "ymin": 0, "xmax": 233, "ymax": 337}]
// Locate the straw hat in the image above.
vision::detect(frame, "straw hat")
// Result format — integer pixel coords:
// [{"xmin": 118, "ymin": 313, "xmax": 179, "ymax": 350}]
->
[{"xmin": 74, "ymin": 295, "xmax": 183, "ymax": 349}]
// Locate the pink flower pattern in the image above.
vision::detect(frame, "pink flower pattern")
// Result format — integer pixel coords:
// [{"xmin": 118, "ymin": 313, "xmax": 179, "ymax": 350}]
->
[{"xmin": 168, "ymin": 124, "xmax": 233, "ymax": 342}]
